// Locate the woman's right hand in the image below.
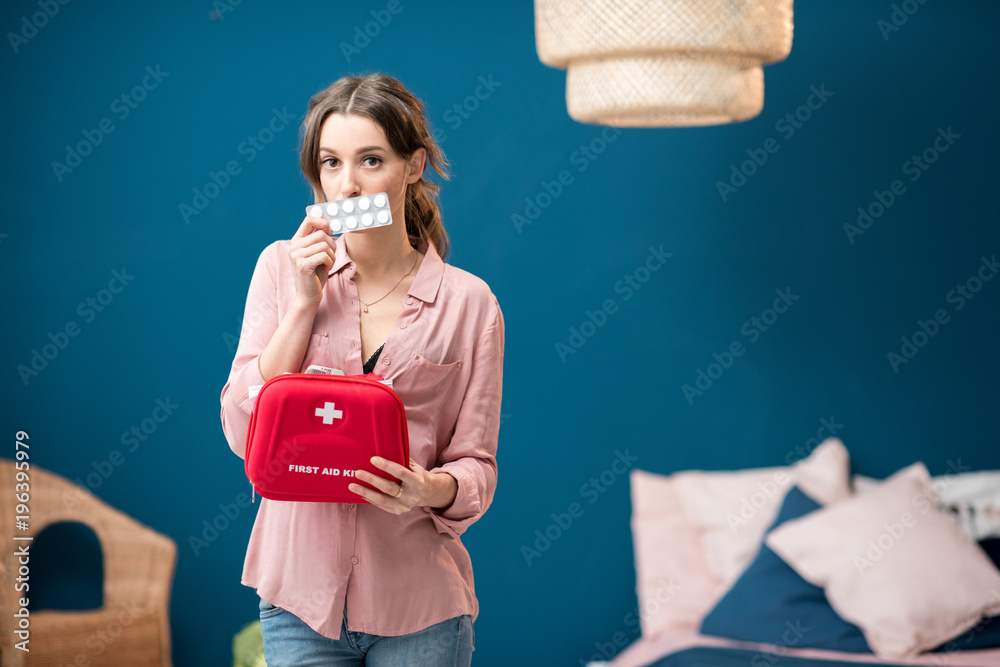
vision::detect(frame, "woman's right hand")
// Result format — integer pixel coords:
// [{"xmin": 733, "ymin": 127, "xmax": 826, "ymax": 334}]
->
[{"xmin": 288, "ymin": 213, "xmax": 337, "ymax": 308}]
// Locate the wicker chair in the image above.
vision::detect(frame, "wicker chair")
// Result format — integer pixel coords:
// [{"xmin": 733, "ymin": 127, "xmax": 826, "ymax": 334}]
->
[{"xmin": 0, "ymin": 459, "xmax": 176, "ymax": 666}]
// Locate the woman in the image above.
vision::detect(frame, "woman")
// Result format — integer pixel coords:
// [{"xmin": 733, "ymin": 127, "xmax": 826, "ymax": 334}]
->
[{"xmin": 220, "ymin": 73, "xmax": 504, "ymax": 666}]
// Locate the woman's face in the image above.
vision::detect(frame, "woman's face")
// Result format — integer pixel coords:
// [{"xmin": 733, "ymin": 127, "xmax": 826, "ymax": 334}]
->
[{"xmin": 317, "ymin": 113, "xmax": 423, "ymax": 217}]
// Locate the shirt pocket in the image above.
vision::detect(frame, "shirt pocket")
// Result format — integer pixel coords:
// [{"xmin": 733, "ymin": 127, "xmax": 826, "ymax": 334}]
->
[
  {"xmin": 300, "ymin": 333, "xmax": 334, "ymax": 372},
  {"xmin": 395, "ymin": 351, "xmax": 465, "ymax": 423}
]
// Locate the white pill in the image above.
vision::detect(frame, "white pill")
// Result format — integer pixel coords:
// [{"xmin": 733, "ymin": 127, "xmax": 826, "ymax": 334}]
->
[
  {"xmin": 377, "ymin": 210, "xmax": 389, "ymax": 224},
  {"xmin": 331, "ymin": 219, "xmax": 342, "ymax": 232},
  {"xmin": 326, "ymin": 203, "xmax": 338, "ymax": 216},
  {"xmin": 373, "ymin": 194, "xmax": 386, "ymax": 208},
  {"xmin": 362, "ymin": 213, "xmax": 373, "ymax": 226},
  {"xmin": 342, "ymin": 200, "xmax": 355, "ymax": 213},
  {"xmin": 309, "ymin": 206, "xmax": 322, "ymax": 217},
  {"xmin": 346, "ymin": 216, "xmax": 358, "ymax": 229},
  {"xmin": 358, "ymin": 197, "xmax": 371, "ymax": 211}
]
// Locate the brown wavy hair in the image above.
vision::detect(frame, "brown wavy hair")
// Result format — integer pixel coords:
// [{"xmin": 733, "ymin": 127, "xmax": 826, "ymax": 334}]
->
[{"xmin": 299, "ymin": 73, "xmax": 451, "ymax": 260}]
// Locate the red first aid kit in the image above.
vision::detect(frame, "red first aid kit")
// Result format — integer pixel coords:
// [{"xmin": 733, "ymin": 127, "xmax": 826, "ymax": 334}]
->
[{"xmin": 244, "ymin": 372, "xmax": 410, "ymax": 503}]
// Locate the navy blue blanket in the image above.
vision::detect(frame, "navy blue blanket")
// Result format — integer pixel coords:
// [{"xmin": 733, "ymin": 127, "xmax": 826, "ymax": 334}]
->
[{"xmin": 645, "ymin": 646, "xmax": 942, "ymax": 667}]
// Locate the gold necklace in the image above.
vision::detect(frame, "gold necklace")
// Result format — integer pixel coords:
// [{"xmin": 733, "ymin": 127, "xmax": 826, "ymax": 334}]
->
[{"xmin": 357, "ymin": 251, "xmax": 419, "ymax": 314}]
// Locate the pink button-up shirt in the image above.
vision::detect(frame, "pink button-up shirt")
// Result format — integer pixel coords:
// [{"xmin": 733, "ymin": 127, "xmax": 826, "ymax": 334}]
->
[{"xmin": 220, "ymin": 231, "xmax": 504, "ymax": 639}]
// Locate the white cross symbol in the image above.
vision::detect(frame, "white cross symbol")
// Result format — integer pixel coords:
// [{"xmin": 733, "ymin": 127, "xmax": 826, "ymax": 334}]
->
[{"xmin": 315, "ymin": 402, "xmax": 343, "ymax": 424}]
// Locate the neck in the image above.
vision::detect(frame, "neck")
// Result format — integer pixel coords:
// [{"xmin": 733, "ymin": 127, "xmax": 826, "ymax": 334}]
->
[{"xmin": 344, "ymin": 225, "xmax": 416, "ymax": 280}]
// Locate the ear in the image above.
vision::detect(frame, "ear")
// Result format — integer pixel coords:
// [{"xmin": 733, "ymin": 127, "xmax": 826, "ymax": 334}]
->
[{"xmin": 405, "ymin": 148, "xmax": 426, "ymax": 185}]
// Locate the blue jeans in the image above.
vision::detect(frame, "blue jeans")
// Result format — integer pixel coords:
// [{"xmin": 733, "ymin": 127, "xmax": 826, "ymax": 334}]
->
[{"xmin": 259, "ymin": 596, "xmax": 475, "ymax": 666}]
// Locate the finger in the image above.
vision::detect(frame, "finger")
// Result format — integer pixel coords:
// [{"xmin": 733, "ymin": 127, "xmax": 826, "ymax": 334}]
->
[
  {"xmin": 370, "ymin": 456, "xmax": 413, "ymax": 480},
  {"xmin": 348, "ymin": 483, "xmax": 405, "ymax": 515},
  {"xmin": 293, "ymin": 215, "xmax": 332, "ymax": 239},
  {"xmin": 291, "ymin": 250, "xmax": 332, "ymax": 275},
  {"xmin": 297, "ymin": 228, "xmax": 333, "ymax": 247},
  {"xmin": 295, "ymin": 233, "xmax": 338, "ymax": 263},
  {"xmin": 348, "ymin": 482, "xmax": 388, "ymax": 506},
  {"xmin": 296, "ymin": 239, "xmax": 335, "ymax": 262},
  {"xmin": 354, "ymin": 469, "xmax": 402, "ymax": 496},
  {"xmin": 294, "ymin": 244, "xmax": 336, "ymax": 271}
]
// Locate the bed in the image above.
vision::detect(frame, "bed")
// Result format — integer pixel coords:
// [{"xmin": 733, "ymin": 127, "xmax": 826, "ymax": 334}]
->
[{"xmin": 605, "ymin": 438, "xmax": 1000, "ymax": 667}]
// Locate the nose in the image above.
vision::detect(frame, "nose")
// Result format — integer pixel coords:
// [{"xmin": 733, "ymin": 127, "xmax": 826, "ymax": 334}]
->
[{"xmin": 337, "ymin": 165, "xmax": 362, "ymax": 200}]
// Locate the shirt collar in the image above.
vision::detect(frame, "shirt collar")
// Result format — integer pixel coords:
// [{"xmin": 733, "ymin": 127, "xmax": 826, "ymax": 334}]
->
[{"xmin": 329, "ymin": 233, "xmax": 444, "ymax": 304}]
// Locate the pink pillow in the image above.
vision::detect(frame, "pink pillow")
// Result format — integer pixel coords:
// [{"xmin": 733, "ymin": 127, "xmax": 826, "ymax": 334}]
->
[
  {"xmin": 673, "ymin": 438, "xmax": 851, "ymax": 586},
  {"xmin": 629, "ymin": 438, "xmax": 851, "ymax": 637},
  {"xmin": 766, "ymin": 462, "xmax": 1000, "ymax": 658},
  {"xmin": 629, "ymin": 470, "xmax": 726, "ymax": 634}
]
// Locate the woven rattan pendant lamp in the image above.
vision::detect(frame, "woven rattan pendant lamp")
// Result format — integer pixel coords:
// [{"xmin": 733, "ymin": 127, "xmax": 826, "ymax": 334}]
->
[{"xmin": 534, "ymin": 0, "xmax": 794, "ymax": 127}]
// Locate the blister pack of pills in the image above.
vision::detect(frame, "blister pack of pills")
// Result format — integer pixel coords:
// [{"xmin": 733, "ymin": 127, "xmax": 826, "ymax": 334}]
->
[{"xmin": 305, "ymin": 192, "xmax": 392, "ymax": 235}]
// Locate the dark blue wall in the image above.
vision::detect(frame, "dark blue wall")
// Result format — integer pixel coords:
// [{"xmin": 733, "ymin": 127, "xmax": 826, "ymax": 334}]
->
[{"xmin": 3, "ymin": 1, "xmax": 998, "ymax": 665}]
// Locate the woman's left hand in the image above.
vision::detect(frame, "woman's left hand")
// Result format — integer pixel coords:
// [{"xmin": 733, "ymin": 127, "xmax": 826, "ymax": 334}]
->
[{"xmin": 350, "ymin": 457, "xmax": 458, "ymax": 515}]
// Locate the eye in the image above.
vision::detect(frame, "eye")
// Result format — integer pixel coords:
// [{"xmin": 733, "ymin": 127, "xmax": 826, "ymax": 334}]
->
[
  {"xmin": 362, "ymin": 156, "xmax": 382, "ymax": 167},
  {"xmin": 320, "ymin": 157, "xmax": 339, "ymax": 169}
]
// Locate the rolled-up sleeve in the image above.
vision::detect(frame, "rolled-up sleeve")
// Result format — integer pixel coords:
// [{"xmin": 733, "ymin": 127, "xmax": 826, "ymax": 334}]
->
[
  {"xmin": 424, "ymin": 301, "xmax": 505, "ymax": 537},
  {"xmin": 220, "ymin": 242, "xmax": 279, "ymax": 459}
]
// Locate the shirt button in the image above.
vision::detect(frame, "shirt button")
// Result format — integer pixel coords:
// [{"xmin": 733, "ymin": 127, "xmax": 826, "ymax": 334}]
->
[
  {"xmin": 400, "ymin": 323, "xmax": 407, "ymax": 329},
  {"xmin": 323, "ymin": 332, "xmax": 328, "ymax": 337},
  {"xmin": 405, "ymin": 297, "xmax": 413, "ymax": 305},
  {"xmin": 351, "ymin": 556, "xmax": 359, "ymax": 565},
  {"xmin": 383, "ymin": 357, "xmax": 390, "ymax": 365}
]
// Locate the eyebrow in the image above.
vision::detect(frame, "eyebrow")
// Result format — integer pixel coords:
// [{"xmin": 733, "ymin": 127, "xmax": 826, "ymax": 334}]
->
[{"xmin": 318, "ymin": 145, "xmax": 386, "ymax": 155}]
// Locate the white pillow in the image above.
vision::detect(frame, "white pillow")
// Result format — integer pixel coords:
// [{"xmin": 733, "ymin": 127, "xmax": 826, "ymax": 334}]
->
[
  {"xmin": 853, "ymin": 469, "xmax": 1000, "ymax": 541},
  {"xmin": 769, "ymin": 462, "xmax": 1000, "ymax": 658},
  {"xmin": 629, "ymin": 438, "xmax": 852, "ymax": 637},
  {"xmin": 674, "ymin": 437, "xmax": 852, "ymax": 585}
]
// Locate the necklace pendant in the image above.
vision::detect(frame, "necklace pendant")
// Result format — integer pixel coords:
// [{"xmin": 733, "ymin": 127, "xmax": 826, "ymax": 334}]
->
[{"xmin": 363, "ymin": 306, "xmax": 369, "ymax": 314}]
